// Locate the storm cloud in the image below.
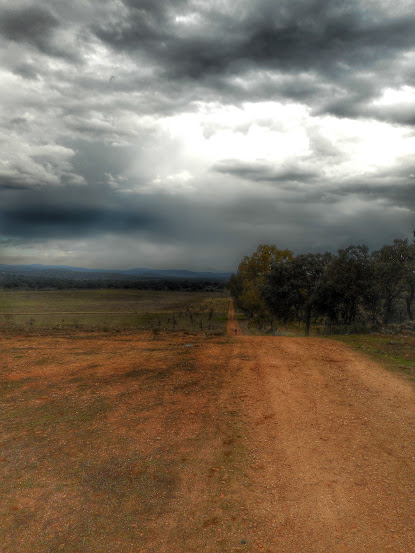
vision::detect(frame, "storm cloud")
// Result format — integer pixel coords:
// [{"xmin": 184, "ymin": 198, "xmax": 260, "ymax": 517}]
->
[{"xmin": 1, "ymin": 0, "xmax": 414, "ymax": 270}]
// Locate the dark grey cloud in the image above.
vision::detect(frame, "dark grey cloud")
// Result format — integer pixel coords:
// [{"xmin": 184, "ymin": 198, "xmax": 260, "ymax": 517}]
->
[
  {"xmin": 0, "ymin": 182, "xmax": 224, "ymax": 245},
  {"xmin": 0, "ymin": 4, "xmax": 65, "ymax": 59},
  {"xmin": 213, "ymin": 160, "xmax": 319, "ymax": 185},
  {"xmin": 1, "ymin": 177, "xmax": 413, "ymax": 269},
  {"xmin": 0, "ymin": 202, "xmax": 161, "ymax": 239},
  {"xmin": 331, "ymin": 180, "xmax": 415, "ymax": 211},
  {"xmin": 0, "ymin": 2, "xmax": 86, "ymax": 63},
  {"xmin": 0, "ymin": 5, "xmax": 59, "ymax": 44},
  {"xmin": 1, "ymin": 0, "xmax": 415, "ymax": 270},
  {"xmin": 212, "ymin": 155, "xmax": 415, "ymax": 213},
  {"xmin": 3, "ymin": 1, "xmax": 413, "ymax": 120},
  {"xmin": 89, "ymin": 0, "xmax": 415, "ymax": 123},
  {"xmin": 11, "ymin": 62, "xmax": 40, "ymax": 81},
  {"xmin": 1, "ymin": 1, "xmax": 414, "ymax": 116},
  {"xmin": 321, "ymin": 93, "xmax": 415, "ymax": 126}
]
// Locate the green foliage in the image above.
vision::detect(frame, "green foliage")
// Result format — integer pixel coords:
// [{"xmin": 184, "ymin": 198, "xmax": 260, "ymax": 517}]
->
[
  {"xmin": 229, "ymin": 244, "xmax": 293, "ymax": 327},
  {"xmin": 234, "ymin": 237, "xmax": 415, "ymax": 336},
  {"xmin": 371, "ymin": 239, "xmax": 415, "ymax": 324},
  {"xmin": 263, "ymin": 252, "xmax": 331, "ymax": 335},
  {"xmin": 319, "ymin": 245, "xmax": 374, "ymax": 325}
]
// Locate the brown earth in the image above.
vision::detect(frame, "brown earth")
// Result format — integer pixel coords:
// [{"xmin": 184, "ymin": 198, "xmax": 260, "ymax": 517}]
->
[
  {"xmin": 225, "ymin": 300, "xmax": 415, "ymax": 552},
  {"xmin": 1, "ymin": 300, "xmax": 414, "ymax": 552}
]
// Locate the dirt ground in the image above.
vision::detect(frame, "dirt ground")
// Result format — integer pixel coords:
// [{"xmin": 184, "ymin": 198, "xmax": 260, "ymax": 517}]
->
[
  {"xmin": 1, "ymin": 300, "xmax": 414, "ymax": 552},
  {"xmin": 226, "ymin": 301, "xmax": 415, "ymax": 552}
]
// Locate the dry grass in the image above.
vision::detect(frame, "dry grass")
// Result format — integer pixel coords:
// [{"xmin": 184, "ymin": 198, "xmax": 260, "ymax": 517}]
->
[{"xmin": 0, "ymin": 290, "xmax": 228, "ymax": 333}]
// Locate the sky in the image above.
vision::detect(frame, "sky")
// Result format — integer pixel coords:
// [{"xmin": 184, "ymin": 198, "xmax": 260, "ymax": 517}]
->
[{"xmin": 1, "ymin": 0, "xmax": 415, "ymax": 271}]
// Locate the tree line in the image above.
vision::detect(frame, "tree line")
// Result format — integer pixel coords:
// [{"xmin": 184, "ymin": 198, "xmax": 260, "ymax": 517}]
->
[
  {"xmin": 0, "ymin": 272, "xmax": 227, "ymax": 293},
  {"xmin": 228, "ymin": 240, "xmax": 415, "ymax": 335}
]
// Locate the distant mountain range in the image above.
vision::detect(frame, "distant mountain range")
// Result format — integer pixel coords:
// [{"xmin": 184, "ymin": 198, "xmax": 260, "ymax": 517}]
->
[{"xmin": 0, "ymin": 263, "xmax": 232, "ymax": 280}]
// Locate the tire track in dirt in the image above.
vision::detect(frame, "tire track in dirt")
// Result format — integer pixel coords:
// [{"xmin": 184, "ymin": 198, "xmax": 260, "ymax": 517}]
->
[{"xmin": 223, "ymin": 300, "xmax": 415, "ymax": 552}]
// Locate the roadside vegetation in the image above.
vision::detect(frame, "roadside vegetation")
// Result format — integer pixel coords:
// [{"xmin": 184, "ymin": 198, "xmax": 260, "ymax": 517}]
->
[
  {"xmin": 229, "ymin": 238, "xmax": 415, "ymax": 336},
  {"xmin": 330, "ymin": 333, "xmax": 415, "ymax": 383}
]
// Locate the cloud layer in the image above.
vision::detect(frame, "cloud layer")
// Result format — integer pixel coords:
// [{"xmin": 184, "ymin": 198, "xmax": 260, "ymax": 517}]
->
[{"xmin": 1, "ymin": 0, "xmax": 415, "ymax": 269}]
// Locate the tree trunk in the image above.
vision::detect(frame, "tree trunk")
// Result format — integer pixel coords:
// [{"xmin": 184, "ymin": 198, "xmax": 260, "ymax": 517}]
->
[
  {"xmin": 383, "ymin": 298, "xmax": 394, "ymax": 325},
  {"xmin": 406, "ymin": 284, "xmax": 414, "ymax": 320},
  {"xmin": 305, "ymin": 307, "xmax": 312, "ymax": 336},
  {"xmin": 406, "ymin": 297, "xmax": 413, "ymax": 321}
]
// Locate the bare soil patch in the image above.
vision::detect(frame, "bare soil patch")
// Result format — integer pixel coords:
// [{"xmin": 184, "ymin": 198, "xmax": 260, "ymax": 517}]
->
[
  {"xmin": 225, "ymin": 302, "xmax": 415, "ymax": 552},
  {"xmin": 0, "ymin": 329, "xmax": 253, "ymax": 553}
]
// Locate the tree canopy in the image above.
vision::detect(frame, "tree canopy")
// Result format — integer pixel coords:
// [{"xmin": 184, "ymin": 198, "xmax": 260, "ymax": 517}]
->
[
  {"xmin": 229, "ymin": 244, "xmax": 293, "ymax": 328},
  {"xmin": 230, "ymin": 238, "xmax": 415, "ymax": 335}
]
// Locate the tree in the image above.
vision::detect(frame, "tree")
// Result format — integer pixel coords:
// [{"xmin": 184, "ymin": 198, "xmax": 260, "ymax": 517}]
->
[
  {"xmin": 232, "ymin": 244, "xmax": 293, "ymax": 327},
  {"xmin": 228, "ymin": 273, "xmax": 243, "ymax": 300},
  {"xmin": 232, "ymin": 236, "xmax": 415, "ymax": 336},
  {"xmin": 372, "ymin": 239, "xmax": 409, "ymax": 324},
  {"xmin": 263, "ymin": 252, "xmax": 331, "ymax": 336},
  {"xmin": 400, "ymin": 240, "xmax": 415, "ymax": 320},
  {"xmin": 320, "ymin": 245, "xmax": 375, "ymax": 326}
]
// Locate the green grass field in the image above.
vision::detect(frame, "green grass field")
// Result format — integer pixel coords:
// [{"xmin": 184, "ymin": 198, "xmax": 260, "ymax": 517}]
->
[
  {"xmin": 330, "ymin": 333, "xmax": 415, "ymax": 382},
  {"xmin": 0, "ymin": 290, "xmax": 229, "ymax": 333}
]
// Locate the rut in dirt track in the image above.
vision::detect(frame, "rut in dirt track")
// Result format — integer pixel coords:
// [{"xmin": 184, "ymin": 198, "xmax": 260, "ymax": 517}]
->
[{"xmin": 224, "ymin": 299, "xmax": 415, "ymax": 552}]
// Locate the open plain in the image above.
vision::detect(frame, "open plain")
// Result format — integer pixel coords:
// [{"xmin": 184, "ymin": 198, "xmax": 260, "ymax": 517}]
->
[{"xmin": 1, "ymin": 295, "xmax": 414, "ymax": 552}]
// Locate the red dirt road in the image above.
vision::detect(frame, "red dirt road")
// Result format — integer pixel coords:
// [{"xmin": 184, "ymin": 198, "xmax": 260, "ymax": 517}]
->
[
  {"xmin": 1, "ymin": 301, "xmax": 414, "ymax": 552},
  {"xmin": 223, "ymin": 300, "xmax": 415, "ymax": 552}
]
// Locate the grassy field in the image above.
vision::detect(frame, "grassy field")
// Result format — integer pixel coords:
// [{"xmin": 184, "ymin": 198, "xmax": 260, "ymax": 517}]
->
[
  {"xmin": 0, "ymin": 290, "xmax": 229, "ymax": 333},
  {"xmin": 330, "ymin": 333, "xmax": 415, "ymax": 383}
]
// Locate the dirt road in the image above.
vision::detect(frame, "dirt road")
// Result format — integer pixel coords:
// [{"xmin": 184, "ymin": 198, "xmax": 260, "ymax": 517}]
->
[
  {"xmin": 1, "ymin": 301, "xmax": 414, "ymax": 553},
  {"xmin": 220, "ymin": 300, "xmax": 415, "ymax": 552}
]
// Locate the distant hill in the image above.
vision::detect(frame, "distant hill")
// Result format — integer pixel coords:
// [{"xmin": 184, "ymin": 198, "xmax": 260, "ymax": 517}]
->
[
  {"xmin": 0, "ymin": 263, "xmax": 232, "ymax": 281},
  {"xmin": 121, "ymin": 267, "xmax": 232, "ymax": 279}
]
